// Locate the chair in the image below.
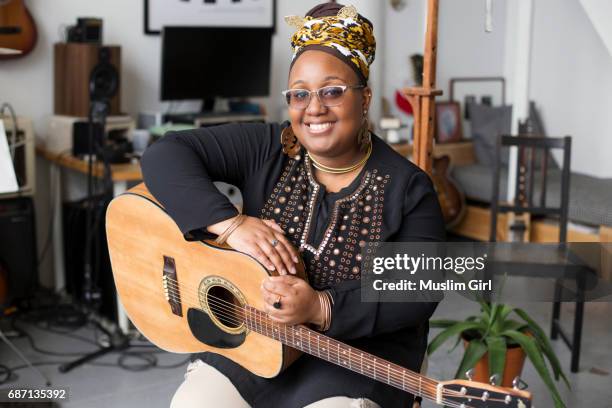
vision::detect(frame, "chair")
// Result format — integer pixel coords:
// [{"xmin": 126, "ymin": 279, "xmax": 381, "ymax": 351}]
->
[{"xmin": 489, "ymin": 134, "xmax": 584, "ymax": 372}]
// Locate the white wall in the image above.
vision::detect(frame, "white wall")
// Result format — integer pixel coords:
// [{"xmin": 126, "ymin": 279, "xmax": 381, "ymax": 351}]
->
[
  {"xmin": 579, "ymin": 0, "xmax": 612, "ymax": 57},
  {"xmin": 383, "ymin": 0, "xmax": 426, "ymax": 120},
  {"xmin": 505, "ymin": 0, "xmax": 612, "ymax": 177},
  {"xmin": 437, "ymin": 0, "xmax": 507, "ymax": 101},
  {"xmin": 381, "ymin": 0, "xmax": 508, "ymax": 130}
]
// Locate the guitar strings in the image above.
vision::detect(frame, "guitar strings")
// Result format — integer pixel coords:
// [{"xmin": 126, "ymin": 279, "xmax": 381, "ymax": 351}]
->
[
  {"xmin": 159, "ymin": 280, "xmax": 476, "ymax": 407},
  {"xmin": 163, "ymin": 278, "xmax": 446, "ymax": 395},
  {"xmin": 163, "ymin": 278, "xmax": 498, "ymax": 406},
  {"xmin": 160, "ymin": 284, "xmax": 474, "ymax": 408},
  {"xmin": 161, "ymin": 281, "xmax": 443, "ymax": 394},
  {"xmin": 151, "ymin": 270, "xmax": 507, "ymax": 406},
  {"xmin": 162, "ymin": 278, "xmax": 452, "ymax": 397}
]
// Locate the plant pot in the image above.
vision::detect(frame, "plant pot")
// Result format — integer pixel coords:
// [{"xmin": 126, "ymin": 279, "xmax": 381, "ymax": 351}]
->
[{"xmin": 463, "ymin": 339, "xmax": 527, "ymax": 387}]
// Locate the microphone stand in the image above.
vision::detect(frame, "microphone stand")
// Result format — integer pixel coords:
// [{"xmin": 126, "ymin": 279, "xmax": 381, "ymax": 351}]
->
[{"xmin": 58, "ymin": 100, "xmax": 128, "ymax": 373}]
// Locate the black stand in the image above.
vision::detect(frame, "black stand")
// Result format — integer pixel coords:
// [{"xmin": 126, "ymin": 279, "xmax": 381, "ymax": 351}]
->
[
  {"xmin": 58, "ymin": 307, "xmax": 128, "ymax": 373},
  {"xmin": 58, "ymin": 100, "xmax": 128, "ymax": 374}
]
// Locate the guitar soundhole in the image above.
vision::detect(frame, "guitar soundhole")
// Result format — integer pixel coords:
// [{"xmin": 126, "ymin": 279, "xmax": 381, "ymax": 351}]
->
[{"xmin": 206, "ymin": 285, "xmax": 243, "ymax": 330}]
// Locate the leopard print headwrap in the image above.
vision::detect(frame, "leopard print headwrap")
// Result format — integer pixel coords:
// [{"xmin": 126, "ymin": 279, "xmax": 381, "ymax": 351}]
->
[{"xmin": 286, "ymin": 4, "xmax": 376, "ymax": 84}]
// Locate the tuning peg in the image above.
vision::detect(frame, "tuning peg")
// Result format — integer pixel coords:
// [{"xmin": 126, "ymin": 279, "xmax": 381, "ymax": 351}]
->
[
  {"xmin": 512, "ymin": 376, "xmax": 529, "ymax": 390},
  {"xmin": 465, "ymin": 368, "xmax": 474, "ymax": 381},
  {"xmin": 481, "ymin": 391, "xmax": 490, "ymax": 402},
  {"xmin": 489, "ymin": 374, "xmax": 499, "ymax": 386}
]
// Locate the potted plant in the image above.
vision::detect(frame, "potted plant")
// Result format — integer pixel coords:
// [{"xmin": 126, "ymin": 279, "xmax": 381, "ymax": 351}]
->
[{"xmin": 427, "ymin": 298, "xmax": 570, "ymax": 408}]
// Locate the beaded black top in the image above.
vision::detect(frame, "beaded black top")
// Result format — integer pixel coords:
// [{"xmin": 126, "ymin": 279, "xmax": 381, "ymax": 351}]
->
[
  {"xmin": 261, "ymin": 152, "xmax": 390, "ymax": 289},
  {"xmin": 141, "ymin": 121, "xmax": 445, "ymax": 408}
]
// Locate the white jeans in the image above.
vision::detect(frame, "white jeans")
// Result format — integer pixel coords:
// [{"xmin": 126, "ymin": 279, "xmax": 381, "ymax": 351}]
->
[{"xmin": 170, "ymin": 359, "xmax": 381, "ymax": 408}]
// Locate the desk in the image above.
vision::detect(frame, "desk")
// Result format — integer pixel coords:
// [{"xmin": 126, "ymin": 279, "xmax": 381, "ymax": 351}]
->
[{"xmin": 37, "ymin": 146, "xmax": 141, "ymax": 333}]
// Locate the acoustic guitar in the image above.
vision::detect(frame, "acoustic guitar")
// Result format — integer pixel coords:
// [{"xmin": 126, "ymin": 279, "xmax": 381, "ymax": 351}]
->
[
  {"xmin": 106, "ymin": 183, "xmax": 533, "ymax": 408},
  {"xmin": 0, "ymin": 0, "xmax": 37, "ymax": 59},
  {"xmin": 431, "ymin": 155, "xmax": 466, "ymax": 228}
]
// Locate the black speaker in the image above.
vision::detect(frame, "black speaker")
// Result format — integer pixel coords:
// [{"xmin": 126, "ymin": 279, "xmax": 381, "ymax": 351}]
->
[
  {"xmin": 89, "ymin": 47, "xmax": 119, "ymax": 103},
  {"xmin": 63, "ymin": 197, "xmax": 117, "ymax": 321},
  {"xmin": 0, "ymin": 197, "xmax": 38, "ymax": 304}
]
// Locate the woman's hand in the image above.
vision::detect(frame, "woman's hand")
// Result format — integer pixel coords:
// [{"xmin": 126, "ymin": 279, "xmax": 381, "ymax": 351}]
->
[
  {"xmin": 209, "ymin": 216, "xmax": 299, "ymax": 275},
  {"xmin": 260, "ymin": 275, "xmax": 324, "ymax": 326}
]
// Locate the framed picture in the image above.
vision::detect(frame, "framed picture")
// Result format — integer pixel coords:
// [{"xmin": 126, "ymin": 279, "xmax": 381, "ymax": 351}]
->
[
  {"xmin": 144, "ymin": 0, "xmax": 276, "ymax": 35},
  {"xmin": 435, "ymin": 101, "xmax": 463, "ymax": 143}
]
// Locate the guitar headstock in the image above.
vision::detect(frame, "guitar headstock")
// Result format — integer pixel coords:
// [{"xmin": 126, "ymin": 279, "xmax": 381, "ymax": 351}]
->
[{"xmin": 437, "ymin": 377, "xmax": 533, "ymax": 408}]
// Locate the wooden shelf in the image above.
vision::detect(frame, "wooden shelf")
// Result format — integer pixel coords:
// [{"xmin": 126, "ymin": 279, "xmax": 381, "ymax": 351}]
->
[
  {"xmin": 390, "ymin": 140, "xmax": 476, "ymax": 166},
  {"xmin": 36, "ymin": 146, "xmax": 142, "ymax": 182}
]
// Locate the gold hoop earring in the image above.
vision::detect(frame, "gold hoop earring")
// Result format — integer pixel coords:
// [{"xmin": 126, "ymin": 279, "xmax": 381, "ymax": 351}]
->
[{"xmin": 280, "ymin": 126, "xmax": 301, "ymax": 158}]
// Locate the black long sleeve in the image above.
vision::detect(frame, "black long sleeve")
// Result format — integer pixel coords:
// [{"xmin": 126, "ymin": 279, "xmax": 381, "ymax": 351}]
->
[{"xmin": 141, "ymin": 122, "xmax": 281, "ymax": 239}]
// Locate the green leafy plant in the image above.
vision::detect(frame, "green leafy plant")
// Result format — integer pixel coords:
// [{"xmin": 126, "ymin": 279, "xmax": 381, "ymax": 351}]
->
[{"xmin": 428, "ymin": 298, "xmax": 570, "ymax": 408}]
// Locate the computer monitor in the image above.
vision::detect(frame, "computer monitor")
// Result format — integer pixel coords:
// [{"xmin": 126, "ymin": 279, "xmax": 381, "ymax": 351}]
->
[{"xmin": 161, "ymin": 26, "xmax": 273, "ymax": 106}]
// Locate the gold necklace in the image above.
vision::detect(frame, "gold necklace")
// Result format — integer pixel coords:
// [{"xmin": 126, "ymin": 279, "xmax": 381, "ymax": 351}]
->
[{"xmin": 309, "ymin": 142, "xmax": 372, "ymax": 174}]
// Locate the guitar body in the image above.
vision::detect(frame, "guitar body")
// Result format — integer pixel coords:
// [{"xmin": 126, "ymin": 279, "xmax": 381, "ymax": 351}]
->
[
  {"xmin": 431, "ymin": 155, "xmax": 466, "ymax": 228},
  {"xmin": 106, "ymin": 184, "xmax": 302, "ymax": 378},
  {"xmin": 0, "ymin": 0, "xmax": 37, "ymax": 59}
]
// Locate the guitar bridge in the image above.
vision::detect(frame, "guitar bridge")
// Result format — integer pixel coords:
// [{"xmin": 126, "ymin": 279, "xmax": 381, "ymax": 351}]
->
[{"xmin": 162, "ymin": 256, "xmax": 183, "ymax": 317}]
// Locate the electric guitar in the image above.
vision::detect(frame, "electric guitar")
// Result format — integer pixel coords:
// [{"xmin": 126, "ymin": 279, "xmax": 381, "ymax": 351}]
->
[
  {"xmin": 0, "ymin": 0, "xmax": 37, "ymax": 59},
  {"xmin": 106, "ymin": 183, "xmax": 533, "ymax": 408}
]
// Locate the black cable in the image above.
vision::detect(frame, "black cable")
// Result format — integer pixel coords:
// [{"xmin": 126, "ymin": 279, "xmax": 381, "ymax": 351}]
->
[
  {"xmin": 32, "ymin": 322, "xmax": 98, "ymax": 346},
  {"xmin": 2, "ymin": 304, "xmax": 188, "ymax": 383},
  {"xmin": 10, "ymin": 320, "xmax": 98, "ymax": 357},
  {"xmin": 10, "ymin": 316, "xmax": 185, "ymax": 366},
  {"xmin": 0, "ymin": 364, "xmax": 12, "ymax": 384}
]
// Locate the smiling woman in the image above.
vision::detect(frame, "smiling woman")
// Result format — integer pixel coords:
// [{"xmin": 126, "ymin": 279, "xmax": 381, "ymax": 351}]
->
[{"xmin": 140, "ymin": 3, "xmax": 445, "ymax": 408}]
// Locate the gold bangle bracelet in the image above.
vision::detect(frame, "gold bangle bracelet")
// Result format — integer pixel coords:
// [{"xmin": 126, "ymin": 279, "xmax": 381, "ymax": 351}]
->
[
  {"xmin": 215, "ymin": 214, "xmax": 246, "ymax": 244},
  {"xmin": 316, "ymin": 290, "xmax": 333, "ymax": 332}
]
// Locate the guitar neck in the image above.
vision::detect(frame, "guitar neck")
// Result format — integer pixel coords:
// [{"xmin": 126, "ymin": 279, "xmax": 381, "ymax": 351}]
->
[{"xmin": 244, "ymin": 306, "xmax": 440, "ymax": 403}]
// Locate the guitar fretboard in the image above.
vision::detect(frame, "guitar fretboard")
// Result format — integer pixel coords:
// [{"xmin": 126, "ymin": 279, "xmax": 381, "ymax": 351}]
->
[{"xmin": 243, "ymin": 305, "xmax": 439, "ymax": 402}]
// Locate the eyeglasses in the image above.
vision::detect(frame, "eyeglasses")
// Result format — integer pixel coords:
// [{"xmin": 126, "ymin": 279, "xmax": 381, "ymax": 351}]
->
[{"xmin": 281, "ymin": 85, "xmax": 365, "ymax": 110}]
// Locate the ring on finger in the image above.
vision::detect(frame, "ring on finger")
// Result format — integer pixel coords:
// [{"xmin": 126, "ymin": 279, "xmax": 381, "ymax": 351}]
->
[
  {"xmin": 273, "ymin": 295, "xmax": 282, "ymax": 309},
  {"xmin": 271, "ymin": 238, "xmax": 279, "ymax": 248}
]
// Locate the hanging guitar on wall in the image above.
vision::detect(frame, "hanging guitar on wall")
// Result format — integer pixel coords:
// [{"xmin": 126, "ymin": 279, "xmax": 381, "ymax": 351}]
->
[{"xmin": 0, "ymin": 0, "xmax": 37, "ymax": 59}]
